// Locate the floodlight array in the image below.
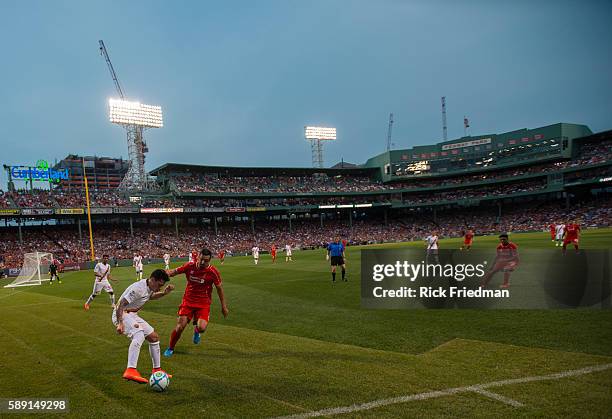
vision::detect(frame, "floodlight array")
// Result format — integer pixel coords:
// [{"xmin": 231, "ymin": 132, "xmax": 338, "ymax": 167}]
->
[
  {"xmin": 305, "ymin": 126, "xmax": 336, "ymax": 140},
  {"xmin": 109, "ymin": 98, "xmax": 163, "ymax": 128}
]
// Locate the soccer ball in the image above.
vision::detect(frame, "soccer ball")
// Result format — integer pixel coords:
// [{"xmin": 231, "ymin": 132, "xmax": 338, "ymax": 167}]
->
[{"xmin": 149, "ymin": 371, "xmax": 170, "ymax": 392}]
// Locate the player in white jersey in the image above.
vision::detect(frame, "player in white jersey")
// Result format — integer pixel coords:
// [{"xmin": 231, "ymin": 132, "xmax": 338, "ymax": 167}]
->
[
  {"xmin": 163, "ymin": 253, "xmax": 171, "ymax": 270},
  {"xmin": 252, "ymin": 246, "xmax": 260, "ymax": 265},
  {"xmin": 425, "ymin": 232, "xmax": 439, "ymax": 264},
  {"xmin": 113, "ymin": 269, "xmax": 175, "ymax": 383},
  {"xmin": 285, "ymin": 244, "xmax": 293, "ymax": 262},
  {"xmin": 133, "ymin": 254, "xmax": 144, "ymax": 281},
  {"xmin": 84, "ymin": 255, "xmax": 116, "ymax": 310},
  {"xmin": 555, "ymin": 223, "xmax": 566, "ymax": 247}
]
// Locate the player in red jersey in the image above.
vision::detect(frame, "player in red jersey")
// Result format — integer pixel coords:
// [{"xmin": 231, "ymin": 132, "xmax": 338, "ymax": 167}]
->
[
  {"xmin": 270, "ymin": 245, "xmax": 277, "ymax": 263},
  {"xmin": 217, "ymin": 250, "xmax": 225, "ymax": 265},
  {"xmin": 562, "ymin": 221, "xmax": 581, "ymax": 254},
  {"xmin": 549, "ymin": 223, "xmax": 556, "ymax": 242},
  {"xmin": 163, "ymin": 248, "xmax": 229, "ymax": 357},
  {"xmin": 480, "ymin": 233, "xmax": 519, "ymax": 289},
  {"xmin": 460, "ymin": 229, "xmax": 474, "ymax": 251}
]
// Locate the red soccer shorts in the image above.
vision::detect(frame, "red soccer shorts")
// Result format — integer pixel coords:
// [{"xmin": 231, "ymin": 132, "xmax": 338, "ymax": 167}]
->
[
  {"xmin": 178, "ymin": 304, "xmax": 211, "ymax": 322},
  {"xmin": 492, "ymin": 260, "xmax": 518, "ymax": 273},
  {"xmin": 464, "ymin": 240, "xmax": 473, "ymax": 246},
  {"xmin": 563, "ymin": 238, "xmax": 579, "ymax": 246}
]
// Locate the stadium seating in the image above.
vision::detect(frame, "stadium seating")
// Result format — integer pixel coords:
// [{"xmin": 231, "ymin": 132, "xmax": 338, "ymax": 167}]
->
[{"xmin": 1, "ymin": 198, "xmax": 609, "ymax": 270}]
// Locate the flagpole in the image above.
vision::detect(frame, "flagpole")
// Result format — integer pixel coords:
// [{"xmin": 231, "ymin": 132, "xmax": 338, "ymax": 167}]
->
[{"xmin": 82, "ymin": 158, "xmax": 95, "ymax": 262}]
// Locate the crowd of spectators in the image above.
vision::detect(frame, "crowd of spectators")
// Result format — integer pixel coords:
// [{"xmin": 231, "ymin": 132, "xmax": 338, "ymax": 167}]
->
[
  {"xmin": 172, "ymin": 174, "xmax": 387, "ymax": 194},
  {"xmin": 0, "ymin": 190, "xmax": 14, "ymax": 208},
  {"xmin": 171, "ymin": 140, "xmax": 611, "ymax": 195},
  {"xmin": 53, "ymin": 189, "xmax": 132, "ymax": 207},
  {"xmin": 175, "ymin": 180, "xmax": 546, "ymax": 208},
  {"xmin": 1, "ymin": 197, "xmax": 609, "ymax": 270},
  {"xmin": 573, "ymin": 139, "xmax": 612, "ymax": 166}
]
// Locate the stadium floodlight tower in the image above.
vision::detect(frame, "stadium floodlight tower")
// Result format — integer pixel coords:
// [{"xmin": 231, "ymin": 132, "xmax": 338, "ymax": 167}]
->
[
  {"xmin": 108, "ymin": 99, "xmax": 163, "ymax": 190},
  {"xmin": 305, "ymin": 126, "xmax": 336, "ymax": 168},
  {"xmin": 99, "ymin": 40, "xmax": 163, "ymax": 191}
]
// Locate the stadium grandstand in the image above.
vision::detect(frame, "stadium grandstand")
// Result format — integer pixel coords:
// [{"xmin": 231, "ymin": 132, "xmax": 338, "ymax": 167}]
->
[{"xmin": 1, "ymin": 122, "xmax": 610, "ymax": 274}]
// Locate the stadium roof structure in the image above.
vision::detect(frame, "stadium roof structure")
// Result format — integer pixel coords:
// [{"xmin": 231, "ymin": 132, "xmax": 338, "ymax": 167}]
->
[{"xmin": 149, "ymin": 163, "xmax": 375, "ymax": 177}]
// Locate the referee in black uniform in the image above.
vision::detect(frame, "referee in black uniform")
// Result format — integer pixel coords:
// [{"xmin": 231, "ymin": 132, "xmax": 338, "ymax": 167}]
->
[{"xmin": 327, "ymin": 236, "xmax": 346, "ymax": 283}]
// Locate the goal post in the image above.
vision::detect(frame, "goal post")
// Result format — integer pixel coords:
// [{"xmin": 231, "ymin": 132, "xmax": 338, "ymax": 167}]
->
[{"xmin": 3, "ymin": 252, "xmax": 54, "ymax": 288}]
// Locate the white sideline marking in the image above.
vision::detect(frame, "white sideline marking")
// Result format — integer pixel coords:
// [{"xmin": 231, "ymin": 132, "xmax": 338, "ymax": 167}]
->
[
  {"xmin": 0, "ymin": 290, "xmax": 24, "ymax": 300},
  {"xmin": 471, "ymin": 388, "xmax": 524, "ymax": 407},
  {"xmin": 274, "ymin": 363, "xmax": 612, "ymax": 418}
]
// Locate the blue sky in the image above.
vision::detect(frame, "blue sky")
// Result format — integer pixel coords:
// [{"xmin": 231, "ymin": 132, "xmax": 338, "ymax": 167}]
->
[{"xmin": 1, "ymin": 0, "xmax": 611, "ymax": 188}]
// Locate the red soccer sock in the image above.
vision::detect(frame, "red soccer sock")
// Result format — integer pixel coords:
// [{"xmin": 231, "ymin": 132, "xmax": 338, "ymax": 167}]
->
[
  {"xmin": 169, "ymin": 329, "xmax": 181, "ymax": 350},
  {"xmin": 502, "ymin": 272, "xmax": 511, "ymax": 286}
]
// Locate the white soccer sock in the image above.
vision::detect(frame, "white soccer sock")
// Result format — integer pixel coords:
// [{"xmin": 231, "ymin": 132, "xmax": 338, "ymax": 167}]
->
[
  {"xmin": 148, "ymin": 340, "xmax": 161, "ymax": 369},
  {"xmin": 109, "ymin": 293, "xmax": 115, "ymax": 306},
  {"xmin": 128, "ymin": 331, "xmax": 145, "ymax": 369},
  {"xmin": 86, "ymin": 294, "xmax": 95, "ymax": 305}
]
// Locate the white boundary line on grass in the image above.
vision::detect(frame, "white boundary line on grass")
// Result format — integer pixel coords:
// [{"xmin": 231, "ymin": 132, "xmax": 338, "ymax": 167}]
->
[
  {"xmin": 274, "ymin": 363, "xmax": 612, "ymax": 418},
  {"xmin": 471, "ymin": 388, "xmax": 524, "ymax": 407},
  {"xmin": 0, "ymin": 290, "xmax": 24, "ymax": 300}
]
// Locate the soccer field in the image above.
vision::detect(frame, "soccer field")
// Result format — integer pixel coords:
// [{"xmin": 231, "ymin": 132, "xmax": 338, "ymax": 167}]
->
[{"xmin": 1, "ymin": 229, "xmax": 611, "ymax": 418}]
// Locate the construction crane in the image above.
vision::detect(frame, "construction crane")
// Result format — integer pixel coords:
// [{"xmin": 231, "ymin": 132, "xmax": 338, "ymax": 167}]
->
[
  {"xmin": 441, "ymin": 96, "xmax": 448, "ymax": 141},
  {"xmin": 99, "ymin": 40, "xmax": 125, "ymax": 99},
  {"xmin": 386, "ymin": 113, "xmax": 394, "ymax": 151}
]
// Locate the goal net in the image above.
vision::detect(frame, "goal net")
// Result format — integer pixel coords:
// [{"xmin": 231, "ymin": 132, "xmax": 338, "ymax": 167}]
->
[{"xmin": 3, "ymin": 252, "xmax": 54, "ymax": 288}]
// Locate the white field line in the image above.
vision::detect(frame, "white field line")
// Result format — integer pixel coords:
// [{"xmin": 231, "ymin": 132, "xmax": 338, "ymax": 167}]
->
[
  {"xmin": 0, "ymin": 290, "xmax": 24, "ymax": 300},
  {"xmin": 274, "ymin": 363, "xmax": 612, "ymax": 418},
  {"xmin": 471, "ymin": 388, "xmax": 524, "ymax": 407}
]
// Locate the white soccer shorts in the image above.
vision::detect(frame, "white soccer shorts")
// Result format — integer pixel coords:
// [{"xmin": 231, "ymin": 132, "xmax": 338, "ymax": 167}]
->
[
  {"xmin": 112, "ymin": 311, "xmax": 154, "ymax": 338},
  {"xmin": 92, "ymin": 279, "xmax": 113, "ymax": 295}
]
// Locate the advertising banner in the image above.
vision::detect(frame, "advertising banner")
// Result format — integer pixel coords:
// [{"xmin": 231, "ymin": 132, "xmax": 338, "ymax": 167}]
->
[
  {"xmin": 140, "ymin": 208, "xmax": 184, "ymax": 214},
  {"xmin": 55, "ymin": 209, "xmax": 84, "ymax": 215},
  {"xmin": 21, "ymin": 208, "xmax": 55, "ymax": 216},
  {"xmin": 89, "ymin": 208, "xmax": 113, "ymax": 214},
  {"xmin": 0, "ymin": 209, "xmax": 21, "ymax": 215},
  {"xmin": 113, "ymin": 207, "xmax": 140, "ymax": 214}
]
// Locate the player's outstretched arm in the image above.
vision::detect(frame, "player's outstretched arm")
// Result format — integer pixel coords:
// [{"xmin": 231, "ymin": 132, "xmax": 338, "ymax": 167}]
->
[
  {"xmin": 215, "ymin": 283, "xmax": 229, "ymax": 318},
  {"xmin": 150, "ymin": 283, "xmax": 175, "ymax": 300},
  {"xmin": 165, "ymin": 268, "xmax": 179, "ymax": 277}
]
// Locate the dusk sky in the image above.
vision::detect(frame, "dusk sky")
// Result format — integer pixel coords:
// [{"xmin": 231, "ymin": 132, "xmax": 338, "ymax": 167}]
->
[{"xmin": 1, "ymin": 0, "xmax": 611, "ymax": 188}]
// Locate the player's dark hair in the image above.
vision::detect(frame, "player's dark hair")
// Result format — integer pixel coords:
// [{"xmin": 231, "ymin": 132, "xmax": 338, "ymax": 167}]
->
[
  {"xmin": 150, "ymin": 269, "xmax": 170, "ymax": 283},
  {"xmin": 200, "ymin": 248, "xmax": 213, "ymax": 258},
  {"xmin": 499, "ymin": 233, "xmax": 509, "ymax": 239},
  {"xmin": 102, "ymin": 254, "xmax": 109, "ymax": 258}
]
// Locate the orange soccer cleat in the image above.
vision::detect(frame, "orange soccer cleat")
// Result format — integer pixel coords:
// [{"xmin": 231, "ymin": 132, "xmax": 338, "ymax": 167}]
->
[
  {"xmin": 84, "ymin": 303, "xmax": 90, "ymax": 311},
  {"xmin": 122, "ymin": 368, "xmax": 148, "ymax": 384},
  {"xmin": 152, "ymin": 367, "xmax": 172, "ymax": 379}
]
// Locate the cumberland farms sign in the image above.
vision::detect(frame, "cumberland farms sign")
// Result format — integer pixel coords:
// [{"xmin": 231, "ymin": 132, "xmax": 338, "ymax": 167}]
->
[{"xmin": 9, "ymin": 160, "xmax": 70, "ymax": 184}]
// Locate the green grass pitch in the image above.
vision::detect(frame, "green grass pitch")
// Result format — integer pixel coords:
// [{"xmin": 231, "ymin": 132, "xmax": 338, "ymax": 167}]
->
[{"xmin": 1, "ymin": 229, "xmax": 611, "ymax": 417}]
